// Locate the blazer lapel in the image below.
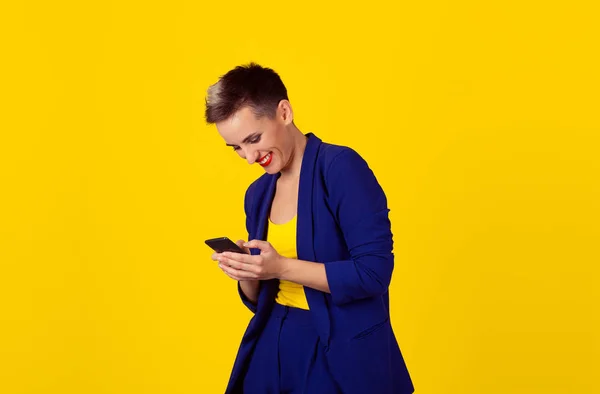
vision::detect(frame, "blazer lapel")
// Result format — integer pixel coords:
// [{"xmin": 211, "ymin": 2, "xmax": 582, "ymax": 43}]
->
[
  {"xmin": 254, "ymin": 173, "xmax": 279, "ymax": 245},
  {"xmin": 254, "ymin": 173, "xmax": 280, "ymax": 310},
  {"xmin": 297, "ymin": 133, "xmax": 331, "ymax": 346}
]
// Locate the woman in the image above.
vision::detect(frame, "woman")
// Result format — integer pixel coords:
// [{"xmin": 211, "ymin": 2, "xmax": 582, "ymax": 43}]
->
[{"xmin": 206, "ymin": 63, "xmax": 414, "ymax": 394}]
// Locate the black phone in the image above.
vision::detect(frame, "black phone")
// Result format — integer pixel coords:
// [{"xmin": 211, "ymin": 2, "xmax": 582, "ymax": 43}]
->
[{"xmin": 205, "ymin": 237, "xmax": 246, "ymax": 254}]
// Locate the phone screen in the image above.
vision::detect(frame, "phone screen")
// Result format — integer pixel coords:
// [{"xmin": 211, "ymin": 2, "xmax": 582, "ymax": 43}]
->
[{"xmin": 205, "ymin": 237, "xmax": 245, "ymax": 254}]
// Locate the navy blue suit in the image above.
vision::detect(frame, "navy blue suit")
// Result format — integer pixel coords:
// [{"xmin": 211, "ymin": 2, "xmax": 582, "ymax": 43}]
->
[{"xmin": 226, "ymin": 133, "xmax": 414, "ymax": 393}]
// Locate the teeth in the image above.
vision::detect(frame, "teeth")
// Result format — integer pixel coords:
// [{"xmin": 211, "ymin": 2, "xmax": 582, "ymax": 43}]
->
[{"xmin": 259, "ymin": 153, "xmax": 271, "ymax": 165}]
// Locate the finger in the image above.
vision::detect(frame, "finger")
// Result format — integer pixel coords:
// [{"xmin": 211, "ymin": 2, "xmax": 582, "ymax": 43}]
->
[
  {"xmin": 235, "ymin": 240, "xmax": 250, "ymax": 254},
  {"xmin": 220, "ymin": 268, "xmax": 244, "ymax": 281},
  {"xmin": 219, "ymin": 255, "xmax": 258, "ymax": 273},
  {"xmin": 223, "ymin": 270, "xmax": 244, "ymax": 281},
  {"xmin": 221, "ymin": 252, "xmax": 256, "ymax": 265},
  {"xmin": 244, "ymin": 239, "xmax": 272, "ymax": 252},
  {"xmin": 211, "ymin": 252, "xmax": 221, "ymax": 261},
  {"xmin": 219, "ymin": 263, "xmax": 258, "ymax": 280}
]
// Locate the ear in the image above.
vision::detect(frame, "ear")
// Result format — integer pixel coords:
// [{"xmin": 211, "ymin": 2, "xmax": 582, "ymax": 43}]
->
[{"xmin": 278, "ymin": 100, "xmax": 294, "ymax": 125}]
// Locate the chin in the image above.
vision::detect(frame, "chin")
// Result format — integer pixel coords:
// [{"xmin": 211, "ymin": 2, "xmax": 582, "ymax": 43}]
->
[{"xmin": 263, "ymin": 166, "xmax": 280, "ymax": 174}]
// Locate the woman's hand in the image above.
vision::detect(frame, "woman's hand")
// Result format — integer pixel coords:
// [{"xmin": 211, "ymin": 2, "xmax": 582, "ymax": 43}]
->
[
  {"xmin": 211, "ymin": 239, "xmax": 262, "ymax": 304},
  {"xmin": 214, "ymin": 240, "xmax": 287, "ymax": 281},
  {"xmin": 212, "ymin": 240, "xmax": 331, "ymax": 295},
  {"xmin": 211, "ymin": 240, "xmax": 252, "ymax": 281}
]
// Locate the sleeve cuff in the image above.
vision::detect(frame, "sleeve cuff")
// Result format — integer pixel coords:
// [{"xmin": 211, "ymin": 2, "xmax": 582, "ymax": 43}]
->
[
  {"xmin": 325, "ymin": 259, "xmax": 359, "ymax": 306},
  {"xmin": 237, "ymin": 281, "xmax": 257, "ymax": 313}
]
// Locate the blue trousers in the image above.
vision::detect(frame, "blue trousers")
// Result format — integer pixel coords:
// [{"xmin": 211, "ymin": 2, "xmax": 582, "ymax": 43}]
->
[{"xmin": 242, "ymin": 303, "xmax": 340, "ymax": 393}]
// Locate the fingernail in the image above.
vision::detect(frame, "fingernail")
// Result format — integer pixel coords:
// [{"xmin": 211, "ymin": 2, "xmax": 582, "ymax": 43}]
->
[
  {"xmin": 218, "ymin": 264, "xmax": 223, "ymax": 268},
  {"xmin": 243, "ymin": 243, "xmax": 249, "ymax": 247}
]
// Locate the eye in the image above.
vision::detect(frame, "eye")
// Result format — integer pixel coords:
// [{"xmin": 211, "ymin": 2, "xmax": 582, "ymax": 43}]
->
[
  {"xmin": 232, "ymin": 146, "xmax": 241, "ymax": 151},
  {"xmin": 249, "ymin": 135, "xmax": 262, "ymax": 144}
]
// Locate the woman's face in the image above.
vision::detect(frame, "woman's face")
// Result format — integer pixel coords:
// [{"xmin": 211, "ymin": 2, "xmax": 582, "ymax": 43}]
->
[{"xmin": 215, "ymin": 103, "xmax": 294, "ymax": 175}]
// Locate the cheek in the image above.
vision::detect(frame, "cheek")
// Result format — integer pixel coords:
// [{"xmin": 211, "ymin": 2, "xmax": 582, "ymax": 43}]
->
[
  {"xmin": 274, "ymin": 140, "xmax": 288, "ymax": 157},
  {"xmin": 254, "ymin": 143, "xmax": 270, "ymax": 156},
  {"xmin": 266, "ymin": 138, "xmax": 282, "ymax": 153}
]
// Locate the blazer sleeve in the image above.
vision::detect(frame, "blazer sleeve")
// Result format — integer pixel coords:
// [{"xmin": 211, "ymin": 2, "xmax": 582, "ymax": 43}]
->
[
  {"xmin": 324, "ymin": 148, "xmax": 395, "ymax": 306},
  {"xmin": 237, "ymin": 184, "xmax": 258, "ymax": 313}
]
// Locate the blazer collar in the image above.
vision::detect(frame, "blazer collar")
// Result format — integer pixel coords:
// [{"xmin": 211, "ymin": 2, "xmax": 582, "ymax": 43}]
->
[
  {"xmin": 297, "ymin": 133, "xmax": 331, "ymax": 345},
  {"xmin": 253, "ymin": 133, "xmax": 330, "ymax": 344},
  {"xmin": 296, "ymin": 132, "xmax": 321, "ymax": 262}
]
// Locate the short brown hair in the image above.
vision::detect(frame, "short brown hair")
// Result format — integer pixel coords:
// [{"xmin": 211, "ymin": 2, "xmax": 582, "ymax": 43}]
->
[{"xmin": 205, "ymin": 62, "xmax": 289, "ymax": 124}]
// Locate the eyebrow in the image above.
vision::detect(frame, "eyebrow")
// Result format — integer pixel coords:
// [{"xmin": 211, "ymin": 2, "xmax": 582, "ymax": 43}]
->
[{"xmin": 225, "ymin": 132, "xmax": 260, "ymax": 147}]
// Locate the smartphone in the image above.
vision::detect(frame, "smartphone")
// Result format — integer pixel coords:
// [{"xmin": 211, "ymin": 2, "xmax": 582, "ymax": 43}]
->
[{"xmin": 205, "ymin": 237, "xmax": 246, "ymax": 254}]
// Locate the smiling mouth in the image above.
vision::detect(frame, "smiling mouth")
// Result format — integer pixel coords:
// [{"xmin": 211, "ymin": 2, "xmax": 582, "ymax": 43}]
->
[{"xmin": 258, "ymin": 152, "xmax": 272, "ymax": 167}]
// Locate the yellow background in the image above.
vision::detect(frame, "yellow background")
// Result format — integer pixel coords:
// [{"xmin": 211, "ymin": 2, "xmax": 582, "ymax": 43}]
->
[{"xmin": 1, "ymin": 1, "xmax": 599, "ymax": 393}]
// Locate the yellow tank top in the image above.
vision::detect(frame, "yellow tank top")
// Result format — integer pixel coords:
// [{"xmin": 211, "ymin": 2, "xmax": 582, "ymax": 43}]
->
[{"xmin": 267, "ymin": 215, "xmax": 310, "ymax": 310}]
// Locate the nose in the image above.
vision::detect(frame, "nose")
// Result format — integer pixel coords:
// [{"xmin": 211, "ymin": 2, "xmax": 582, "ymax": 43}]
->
[{"xmin": 244, "ymin": 148, "xmax": 259, "ymax": 165}]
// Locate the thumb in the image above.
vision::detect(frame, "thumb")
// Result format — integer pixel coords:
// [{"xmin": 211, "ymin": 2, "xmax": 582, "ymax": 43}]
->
[
  {"xmin": 235, "ymin": 239, "xmax": 250, "ymax": 254},
  {"xmin": 244, "ymin": 239, "xmax": 271, "ymax": 252}
]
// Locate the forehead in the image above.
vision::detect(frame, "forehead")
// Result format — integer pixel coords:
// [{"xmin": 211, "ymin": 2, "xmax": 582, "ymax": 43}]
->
[{"xmin": 216, "ymin": 107, "xmax": 264, "ymax": 142}]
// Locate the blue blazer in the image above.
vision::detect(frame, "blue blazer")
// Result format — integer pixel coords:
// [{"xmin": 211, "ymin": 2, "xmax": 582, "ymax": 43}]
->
[{"xmin": 226, "ymin": 133, "xmax": 414, "ymax": 394}]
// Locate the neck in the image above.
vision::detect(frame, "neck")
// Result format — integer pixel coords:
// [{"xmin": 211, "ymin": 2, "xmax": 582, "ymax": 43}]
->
[{"xmin": 279, "ymin": 124, "xmax": 307, "ymax": 180}]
